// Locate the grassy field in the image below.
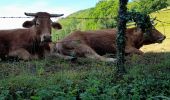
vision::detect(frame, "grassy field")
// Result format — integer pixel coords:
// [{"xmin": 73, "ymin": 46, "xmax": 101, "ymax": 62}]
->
[
  {"xmin": 0, "ymin": 53, "xmax": 170, "ymax": 99},
  {"xmin": 0, "ymin": 8, "xmax": 170, "ymax": 99}
]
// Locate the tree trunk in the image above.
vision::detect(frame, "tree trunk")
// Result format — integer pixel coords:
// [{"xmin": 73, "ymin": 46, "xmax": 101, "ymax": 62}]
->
[{"xmin": 116, "ymin": 0, "xmax": 128, "ymax": 76}]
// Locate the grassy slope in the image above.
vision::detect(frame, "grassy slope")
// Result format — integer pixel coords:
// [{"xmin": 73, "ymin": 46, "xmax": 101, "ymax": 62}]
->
[{"xmin": 141, "ymin": 7, "xmax": 170, "ymax": 52}]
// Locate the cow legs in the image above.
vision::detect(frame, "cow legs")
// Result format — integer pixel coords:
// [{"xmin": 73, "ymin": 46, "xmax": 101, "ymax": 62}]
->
[
  {"xmin": 8, "ymin": 48, "xmax": 33, "ymax": 60},
  {"xmin": 125, "ymin": 47, "xmax": 144, "ymax": 55},
  {"xmin": 48, "ymin": 43, "xmax": 77, "ymax": 61},
  {"xmin": 75, "ymin": 44, "xmax": 116, "ymax": 63},
  {"xmin": 50, "ymin": 52, "xmax": 77, "ymax": 61}
]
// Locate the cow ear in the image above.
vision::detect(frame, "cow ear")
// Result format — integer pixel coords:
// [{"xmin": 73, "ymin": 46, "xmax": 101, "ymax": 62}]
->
[
  {"xmin": 136, "ymin": 27, "xmax": 142, "ymax": 32},
  {"xmin": 23, "ymin": 21, "xmax": 34, "ymax": 28},
  {"xmin": 134, "ymin": 27, "xmax": 142, "ymax": 36},
  {"xmin": 52, "ymin": 22, "xmax": 62, "ymax": 29}
]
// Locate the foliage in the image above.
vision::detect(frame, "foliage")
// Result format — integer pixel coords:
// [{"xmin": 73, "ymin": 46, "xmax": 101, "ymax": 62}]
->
[
  {"xmin": 89, "ymin": 0, "xmax": 119, "ymax": 29},
  {"xmin": 53, "ymin": 0, "xmax": 119, "ymax": 41},
  {"xmin": 128, "ymin": 0, "xmax": 168, "ymax": 14},
  {"xmin": 127, "ymin": 11, "xmax": 153, "ymax": 32},
  {"xmin": 167, "ymin": 0, "xmax": 170, "ymax": 5},
  {"xmin": 0, "ymin": 53, "xmax": 170, "ymax": 99}
]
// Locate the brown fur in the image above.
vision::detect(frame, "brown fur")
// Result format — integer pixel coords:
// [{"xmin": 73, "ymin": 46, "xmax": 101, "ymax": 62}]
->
[
  {"xmin": 53, "ymin": 27, "xmax": 165, "ymax": 62},
  {"xmin": 0, "ymin": 12, "xmax": 62, "ymax": 61}
]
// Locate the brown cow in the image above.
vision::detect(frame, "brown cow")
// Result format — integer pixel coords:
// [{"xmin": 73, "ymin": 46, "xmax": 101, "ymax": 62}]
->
[
  {"xmin": 52, "ymin": 26, "xmax": 165, "ymax": 62},
  {"xmin": 0, "ymin": 12, "xmax": 63, "ymax": 61}
]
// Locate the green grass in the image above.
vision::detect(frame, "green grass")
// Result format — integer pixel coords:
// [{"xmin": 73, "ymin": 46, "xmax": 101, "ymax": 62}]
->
[{"xmin": 0, "ymin": 53, "xmax": 170, "ymax": 99}]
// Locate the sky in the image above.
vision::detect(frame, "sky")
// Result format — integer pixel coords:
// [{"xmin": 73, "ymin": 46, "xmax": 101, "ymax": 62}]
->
[{"xmin": 0, "ymin": 0, "xmax": 100, "ymax": 29}]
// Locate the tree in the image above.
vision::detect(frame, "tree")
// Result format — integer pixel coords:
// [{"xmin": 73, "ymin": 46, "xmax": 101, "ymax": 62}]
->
[
  {"xmin": 116, "ymin": 0, "xmax": 128, "ymax": 76},
  {"xmin": 129, "ymin": 0, "xmax": 168, "ymax": 14}
]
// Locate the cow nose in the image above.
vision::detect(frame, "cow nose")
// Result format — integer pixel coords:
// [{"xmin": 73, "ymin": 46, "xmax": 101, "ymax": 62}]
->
[
  {"xmin": 157, "ymin": 35, "xmax": 166, "ymax": 43},
  {"xmin": 43, "ymin": 35, "xmax": 52, "ymax": 42},
  {"xmin": 160, "ymin": 36, "xmax": 166, "ymax": 40},
  {"xmin": 163, "ymin": 36, "xmax": 166, "ymax": 39}
]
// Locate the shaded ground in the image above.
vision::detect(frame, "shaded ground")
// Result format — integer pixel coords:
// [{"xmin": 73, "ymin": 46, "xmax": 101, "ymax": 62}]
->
[{"xmin": 0, "ymin": 52, "xmax": 170, "ymax": 99}]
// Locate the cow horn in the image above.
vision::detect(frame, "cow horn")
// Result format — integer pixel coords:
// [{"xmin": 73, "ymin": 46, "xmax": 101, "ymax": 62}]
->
[
  {"xmin": 24, "ymin": 12, "xmax": 36, "ymax": 16},
  {"xmin": 50, "ymin": 14, "xmax": 64, "ymax": 17}
]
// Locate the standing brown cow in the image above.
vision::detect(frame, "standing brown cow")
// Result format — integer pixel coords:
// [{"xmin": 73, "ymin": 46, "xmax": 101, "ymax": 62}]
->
[
  {"xmin": 52, "ymin": 26, "xmax": 165, "ymax": 62},
  {"xmin": 0, "ymin": 12, "xmax": 63, "ymax": 61}
]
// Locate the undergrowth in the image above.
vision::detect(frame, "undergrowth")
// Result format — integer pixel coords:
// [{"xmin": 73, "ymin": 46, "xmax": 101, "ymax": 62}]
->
[{"xmin": 0, "ymin": 52, "xmax": 170, "ymax": 99}]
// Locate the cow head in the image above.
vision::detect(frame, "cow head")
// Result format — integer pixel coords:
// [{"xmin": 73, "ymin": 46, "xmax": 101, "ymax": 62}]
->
[
  {"xmin": 23, "ymin": 12, "xmax": 63, "ymax": 43},
  {"xmin": 135, "ymin": 16, "xmax": 166, "ymax": 45},
  {"xmin": 142, "ymin": 26, "xmax": 166, "ymax": 45}
]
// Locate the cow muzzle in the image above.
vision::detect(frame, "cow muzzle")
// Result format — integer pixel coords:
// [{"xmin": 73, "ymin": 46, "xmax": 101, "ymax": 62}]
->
[
  {"xmin": 41, "ymin": 35, "xmax": 52, "ymax": 42},
  {"xmin": 157, "ymin": 36, "xmax": 166, "ymax": 43}
]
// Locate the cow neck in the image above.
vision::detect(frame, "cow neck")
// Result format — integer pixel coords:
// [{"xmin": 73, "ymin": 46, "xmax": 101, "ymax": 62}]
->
[
  {"xmin": 130, "ymin": 27, "xmax": 144, "ymax": 49},
  {"xmin": 134, "ymin": 35, "xmax": 143, "ymax": 49},
  {"xmin": 135, "ymin": 38, "xmax": 144, "ymax": 49},
  {"xmin": 29, "ymin": 27, "xmax": 41, "ymax": 44}
]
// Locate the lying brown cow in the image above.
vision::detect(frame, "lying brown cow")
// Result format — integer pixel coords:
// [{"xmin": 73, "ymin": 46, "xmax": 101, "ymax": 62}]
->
[
  {"xmin": 0, "ymin": 12, "xmax": 63, "ymax": 61},
  {"xmin": 52, "ymin": 26, "xmax": 165, "ymax": 62}
]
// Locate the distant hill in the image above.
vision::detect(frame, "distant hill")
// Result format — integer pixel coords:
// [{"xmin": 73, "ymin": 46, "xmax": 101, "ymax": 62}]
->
[
  {"xmin": 52, "ymin": 0, "xmax": 120, "ymax": 41},
  {"xmin": 52, "ymin": 0, "xmax": 169, "ymax": 42}
]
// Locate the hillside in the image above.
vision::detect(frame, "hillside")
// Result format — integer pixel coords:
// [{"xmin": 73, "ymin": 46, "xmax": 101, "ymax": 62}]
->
[
  {"xmin": 52, "ymin": 0, "xmax": 119, "ymax": 41},
  {"xmin": 52, "ymin": 0, "xmax": 169, "ymax": 42}
]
